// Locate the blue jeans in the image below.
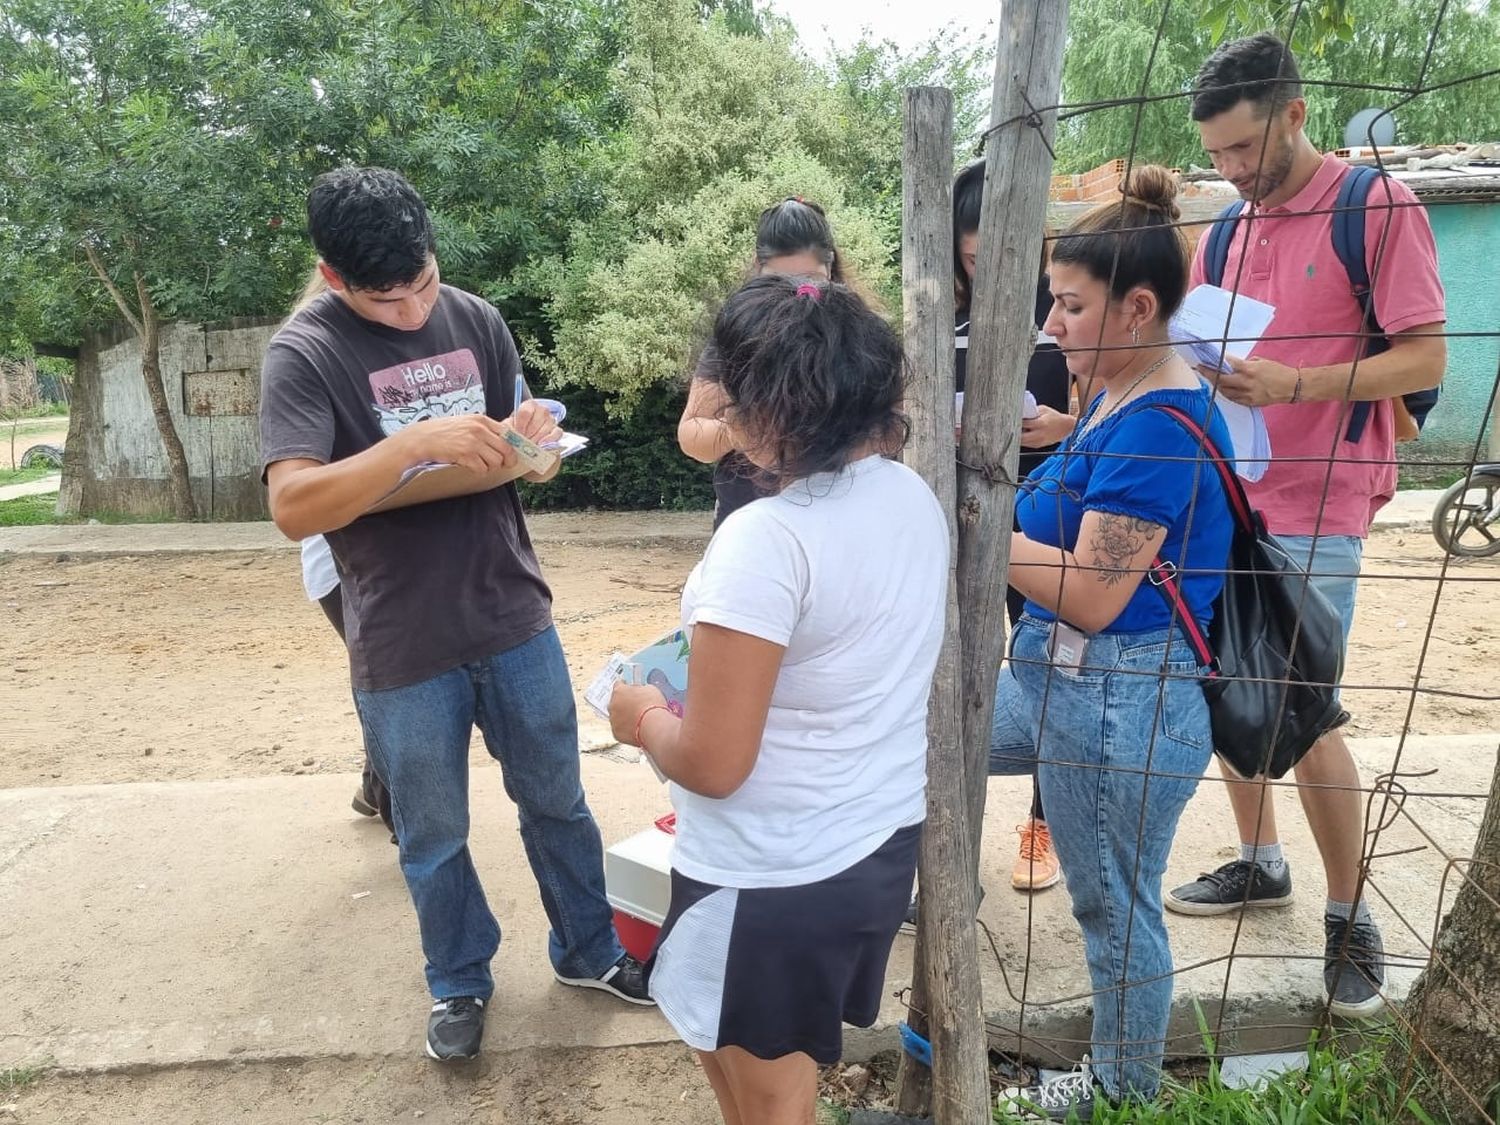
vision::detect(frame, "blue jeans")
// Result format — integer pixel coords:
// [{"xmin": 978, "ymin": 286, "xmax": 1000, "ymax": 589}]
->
[
  {"xmin": 1276, "ymin": 534, "xmax": 1361, "ymax": 701},
  {"xmin": 990, "ymin": 617, "xmax": 1213, "ymax": 1101},
  {"xmin": 354, "ymin": 626, "xmax": 622, "ymax": 1000}
]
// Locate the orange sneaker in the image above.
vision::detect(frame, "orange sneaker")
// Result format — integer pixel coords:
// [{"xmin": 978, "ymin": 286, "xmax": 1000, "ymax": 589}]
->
[{"xmin": 1011, "ymin": 818, "xmax": 1061, "ymax": 891}]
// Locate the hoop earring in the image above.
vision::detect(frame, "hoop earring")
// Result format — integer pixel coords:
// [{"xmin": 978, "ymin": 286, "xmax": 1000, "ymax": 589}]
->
[{"xmin": 1131, "ymin": 325, "xmax": 1140, "ymax": 346}]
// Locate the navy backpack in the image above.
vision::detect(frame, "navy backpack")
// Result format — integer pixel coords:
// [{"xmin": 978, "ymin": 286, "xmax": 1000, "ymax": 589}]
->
[{"xmin": 1201, "ymin": 163, "xmax": 1439, "ymax": 443}]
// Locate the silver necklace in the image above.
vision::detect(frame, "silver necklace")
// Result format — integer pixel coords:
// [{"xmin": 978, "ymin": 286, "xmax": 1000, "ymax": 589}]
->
[{"xmin": 1078, "ymin": 349, "xmax": 1175, "ymax": 436}]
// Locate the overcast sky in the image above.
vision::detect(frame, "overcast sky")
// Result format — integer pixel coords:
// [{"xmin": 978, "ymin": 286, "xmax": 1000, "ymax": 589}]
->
[{"xmin": 765, "ymin": 0, "xmax": 998, "ymax": 60}]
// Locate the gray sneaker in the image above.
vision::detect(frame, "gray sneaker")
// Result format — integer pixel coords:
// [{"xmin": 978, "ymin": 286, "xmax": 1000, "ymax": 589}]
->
[
  {"xmin": 1165, "ymin": 859, "xmax": 1293, "ymax": 916},
  {"xmin": 1324, "ymin": 914, "xmax": 1386, "ymax": 1018},
  {"xmin": 996, "ymin": 1058, "xmax": 1099, "ymax": 1121},
  {"xmin": 899, "ymin": 885, "xmax": 986, "ymax": 935},
  {"xmin": 554, "ymin": 953, "xmax": 656, "ymax": 1006},
  {"xmin": 425, "ymin": 996, "xmax": 484, "ymax": 1061}
]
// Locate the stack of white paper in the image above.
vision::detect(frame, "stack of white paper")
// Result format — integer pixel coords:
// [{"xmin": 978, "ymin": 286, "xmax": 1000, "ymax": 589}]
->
[
  {"xmin": 1205, "ymin": 387, "xmax": 1272, "ymax": 482},
  {"xmin": 1170, "ymin": 284, "xmax": 1276, "ymax": 374},
  {"xmin": 1172, "ymin": 285, "xmax": 1277, "ymax": 482}
]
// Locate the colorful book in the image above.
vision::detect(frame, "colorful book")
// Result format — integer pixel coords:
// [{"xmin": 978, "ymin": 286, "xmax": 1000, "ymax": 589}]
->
[{"xmin": 584, "ymin": 626, "xmax": 691, "ymax": 721}]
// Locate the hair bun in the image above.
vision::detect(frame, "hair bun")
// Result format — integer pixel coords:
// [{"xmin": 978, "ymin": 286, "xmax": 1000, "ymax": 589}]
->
[{"xmin": 1120, "ymin": 165, "xmax": 1181, "ymax": 221}]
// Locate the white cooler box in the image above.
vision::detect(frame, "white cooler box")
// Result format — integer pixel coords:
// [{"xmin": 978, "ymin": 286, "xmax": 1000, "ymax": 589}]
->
[{"xmin": 604, "ymin": 820, "xmax": 675, "ymax": 960}]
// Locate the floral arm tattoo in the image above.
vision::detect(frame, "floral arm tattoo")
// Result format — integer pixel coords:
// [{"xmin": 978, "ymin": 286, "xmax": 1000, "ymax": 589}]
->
[{"xmin": 1086, "ymin": 514, "xmax": 1163, "ymax": 586}]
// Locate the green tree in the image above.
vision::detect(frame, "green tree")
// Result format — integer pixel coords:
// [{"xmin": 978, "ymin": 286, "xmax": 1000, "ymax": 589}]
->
[
  {"xmin": 0, "ymin": 0, "xmax": 629, "ymax": 518},
  {"xmin": 0, "ymin": 0, "xmax": 325, "ymax": 517},
  {"xmin": 526, "ymin": 0, "xmax": 990, "ymax": 409},
  {"xmin": 1057, "ymin": 0, "xmax": 1500, "ymax": 173},
  {"xmin": 275, "ymin": 0, "xmax": 626, "ymax": 342}
]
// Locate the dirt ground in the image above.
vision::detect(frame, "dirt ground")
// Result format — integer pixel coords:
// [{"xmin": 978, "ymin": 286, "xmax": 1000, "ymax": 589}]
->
[
  {"xmin": 0, "ymin": 528, "xmax": 1495, "ymax": 792},
  {"xmin": 0, "ymin": 538, "xmax": 700, "ymax": 790},
  {"xmin": 6, "ymin": 1044, "xmax": 722, "ymax": 1125},
  {"xmin": 1, "ymin": 525, "xmax": 1496, "ymax": 1124}
]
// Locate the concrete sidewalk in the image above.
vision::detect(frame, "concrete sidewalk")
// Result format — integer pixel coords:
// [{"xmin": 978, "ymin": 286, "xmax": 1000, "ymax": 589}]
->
[
  {"xmin": 2, "ymin": 734, "xmax": 1494, "ymax": 1074},
  {"xmin": 0, "ymin": 491, "xmax": 1443, "ymax": 557}
]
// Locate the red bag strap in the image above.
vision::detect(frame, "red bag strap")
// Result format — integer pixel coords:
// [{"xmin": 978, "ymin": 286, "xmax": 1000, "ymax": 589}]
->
[{"xmin": 1143, "ymin": 402, "xmax": 1247, "ymax": 678}]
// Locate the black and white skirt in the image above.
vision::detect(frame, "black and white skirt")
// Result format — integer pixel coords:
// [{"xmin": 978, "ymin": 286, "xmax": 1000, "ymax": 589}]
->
[{"xmin": 646, "ymin": 822, "xmax": 921, "ymax": 1064}]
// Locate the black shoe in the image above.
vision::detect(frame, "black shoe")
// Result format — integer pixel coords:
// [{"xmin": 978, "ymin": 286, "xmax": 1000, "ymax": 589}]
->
[
  {"xmin": 996, "ymin": 1058, "xmax": 1099, "ymax": 1121},
  {"xmin": 352, "ymin": 789, "xmax": 379, "ymax": 817},
  {"xmin": 425, "ymin": 996, "xmax": 485, "ymax": 1061},
  {"xmin": 1324, "ymin": 914, "xmax": 1386, "ymax": 1018},
  {"xmin": 899, "ymin": 885, "xmax": 986, "ymax": 935},
  {"xmin": 1165, "ymin": 859, "xmax": 1293, "ymax": 916},
  {"xmin": 554, "ymin": 953, "xmax": 656, "ymax": 1006}
]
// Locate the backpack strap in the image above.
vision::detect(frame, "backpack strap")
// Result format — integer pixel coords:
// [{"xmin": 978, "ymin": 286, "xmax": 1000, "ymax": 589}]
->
[
  {"xmin": 1143, "ymin": 404, "xmax": 1252, "ymax": 678},
  {"xmin": 1202, "ymin": 200, "xmax": 1247, "ymax": 288},
  {"xmin": 1332, "ymin": 164, "xmax": 1388, "ymax": 443}
]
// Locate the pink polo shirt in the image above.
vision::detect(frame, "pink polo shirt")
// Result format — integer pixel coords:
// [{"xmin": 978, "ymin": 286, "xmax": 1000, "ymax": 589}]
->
[{"xmin": 1189, "ymin": 154, "xmax": 1446, "ymax": 537}]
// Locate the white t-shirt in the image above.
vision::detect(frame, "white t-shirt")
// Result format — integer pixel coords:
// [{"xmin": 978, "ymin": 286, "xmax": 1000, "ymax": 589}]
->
[
  {"xmin": 671, "ymin": 455, "xmax": 949, "ymax": 888},
  {"xmin": 299, "ymin": 534, "xmax": 340, "ymax": 602}
]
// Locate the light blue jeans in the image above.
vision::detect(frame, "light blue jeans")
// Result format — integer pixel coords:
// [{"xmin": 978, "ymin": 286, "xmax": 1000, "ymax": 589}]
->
[
  {"xmin": 355, "ymin": 626, "xmax": 623, "ymax": 1000},
  {"xmin": 1276, "ymin": 534, "xmax": 1361, "ymax": 701},
  {"xmin": 990, "ymin": 617, "xmax": 1213, "ymax": 1101}
]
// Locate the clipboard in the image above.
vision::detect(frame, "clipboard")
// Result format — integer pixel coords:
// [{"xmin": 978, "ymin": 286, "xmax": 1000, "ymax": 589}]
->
[{"xmin": 365, "ymin": 426, "xmax": 560, "ymax": 514}]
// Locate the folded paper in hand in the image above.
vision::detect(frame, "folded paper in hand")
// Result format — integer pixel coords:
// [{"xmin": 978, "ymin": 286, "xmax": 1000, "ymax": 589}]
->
[
  {"xmin": 364, "ymin": 424, "xmax": 590, "ymax": 514},
  {"xmin": 1171, "ymin": 285, "xmax": 1276, "ymax": 483},
  {"xmin": 1169, "ymin": 284, "xmax": 1276, "ymax": 374}
]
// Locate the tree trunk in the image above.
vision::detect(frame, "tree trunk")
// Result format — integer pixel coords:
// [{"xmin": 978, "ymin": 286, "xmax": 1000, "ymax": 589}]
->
[
  {"xmin": 135, "ymin": 273, "xmax": 197, "ymax": 520},
  {"xmin": 1396, "ymin": 748, "xmax": 1500, "ymax": 1124},
  {"xmin": 893, "ymin": 86, "xmax": 990, "ymax": 1125}
]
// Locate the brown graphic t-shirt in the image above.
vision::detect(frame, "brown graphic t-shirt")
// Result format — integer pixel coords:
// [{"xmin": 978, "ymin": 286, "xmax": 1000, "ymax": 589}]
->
[{"xmin": 259, "ymin": 286, "xmax": 553, "ymax": 691}]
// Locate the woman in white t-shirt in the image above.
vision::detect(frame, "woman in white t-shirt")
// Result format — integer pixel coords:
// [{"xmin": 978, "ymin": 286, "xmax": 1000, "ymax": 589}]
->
[{"xmin": 611, "ymin": 275, "xmax": 949, "ymax": 1124}]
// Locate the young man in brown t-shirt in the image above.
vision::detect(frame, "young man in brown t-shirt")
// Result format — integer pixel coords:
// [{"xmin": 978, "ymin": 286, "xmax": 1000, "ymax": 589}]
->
[{"xmin": 259, "ymin": 168, "xmax": 652, "ymax": 1063}]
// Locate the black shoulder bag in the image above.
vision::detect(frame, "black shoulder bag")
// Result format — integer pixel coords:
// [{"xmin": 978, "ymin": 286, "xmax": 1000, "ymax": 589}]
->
[{"xmin": 1146, "ymin": 405, "xmax": 1348, "ymax": 779}]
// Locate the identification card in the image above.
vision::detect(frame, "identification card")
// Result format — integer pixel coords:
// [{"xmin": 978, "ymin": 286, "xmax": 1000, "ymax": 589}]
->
[{"xmin": 1046, "ymin": 620, "xmax": 1090, "ymax": 674}]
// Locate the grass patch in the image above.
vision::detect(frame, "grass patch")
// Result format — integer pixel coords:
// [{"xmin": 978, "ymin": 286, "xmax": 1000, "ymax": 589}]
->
[
  {"xmin": 0, "ymin": 466, "xmax": 55, "ymax": 487},
  {"xmin": 996, "ymin": 1030, "xmax": 1456, "ymax": 1125},
  {"xmin": 0, "ymin": 1062, "xmax": 48, "ymax": 1092},
  {"xmin": 0, "ymin": 492, "xmax": 58, "ymax": 527},
  {"xmin": 1399, "ymin": 467, "xmax": 1468, "ymax": 491}
]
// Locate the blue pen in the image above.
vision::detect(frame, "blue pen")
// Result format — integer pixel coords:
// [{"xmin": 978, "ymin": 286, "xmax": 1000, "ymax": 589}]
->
[{"xmin": 513, "ymin": 372, "xmax": 525, "ymax": 416}]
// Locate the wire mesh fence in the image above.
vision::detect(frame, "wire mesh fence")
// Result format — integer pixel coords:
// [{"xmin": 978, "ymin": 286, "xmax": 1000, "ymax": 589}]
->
[{"xmin": 936, "ymin": 1, "xmax": 1500, "ymax": 1120}]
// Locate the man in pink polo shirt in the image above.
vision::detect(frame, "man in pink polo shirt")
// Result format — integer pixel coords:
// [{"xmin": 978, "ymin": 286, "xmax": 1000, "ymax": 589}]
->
[{"xmin": 1165, "ymin": 32, "xmax": 1446, "ymax": 1020}]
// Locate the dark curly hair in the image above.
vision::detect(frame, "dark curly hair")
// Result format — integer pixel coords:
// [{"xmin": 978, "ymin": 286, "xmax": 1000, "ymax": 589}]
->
[
  {"xmin": 306, "ymin": 167, "xmax": 436, "ymax": 292},
  {"xmin": 701, "ymin": 275, "xmax": 908, "ymax": 486}
]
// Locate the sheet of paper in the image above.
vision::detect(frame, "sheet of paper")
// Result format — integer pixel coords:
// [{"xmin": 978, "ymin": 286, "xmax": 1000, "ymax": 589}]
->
[
  {"xmin": 955, "ymin": 391, "xmax": 1038, "ymax": 419},
  {"xmin": 546, "ymin": 432, "xmax": 590, "ymax": 459},
  {"xmin": 1202, "ymin": 380, "xmax": 1272, "ymax": 482},
  {"xmin": 1170, "ymin": 284, "xmax": 1276, "ymax": 374}
]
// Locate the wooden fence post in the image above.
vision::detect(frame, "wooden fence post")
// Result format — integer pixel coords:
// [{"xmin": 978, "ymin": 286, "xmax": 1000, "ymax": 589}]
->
[
  {"xmin": 896, "ymin": 5, "xmax": 1071, "ymax": 1115},
  {"xmin": 956, "ymin": 0, "xmax": 1070, "ymax": 887},
  {"xmin": 895, "ymin": 85, "xmax": 990, "ymax": 1125}
]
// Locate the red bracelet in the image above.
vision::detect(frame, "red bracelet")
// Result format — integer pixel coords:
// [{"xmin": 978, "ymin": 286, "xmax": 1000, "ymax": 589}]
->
[{"xmin": 633, "ymin": 704, "xmax": 673, "ymax": 748}]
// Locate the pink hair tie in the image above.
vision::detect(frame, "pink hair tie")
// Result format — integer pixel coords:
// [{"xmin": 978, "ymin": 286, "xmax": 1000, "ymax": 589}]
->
[{"xmin": 795, "ymin": 282, "xmax": 822, "ymax": 301}]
